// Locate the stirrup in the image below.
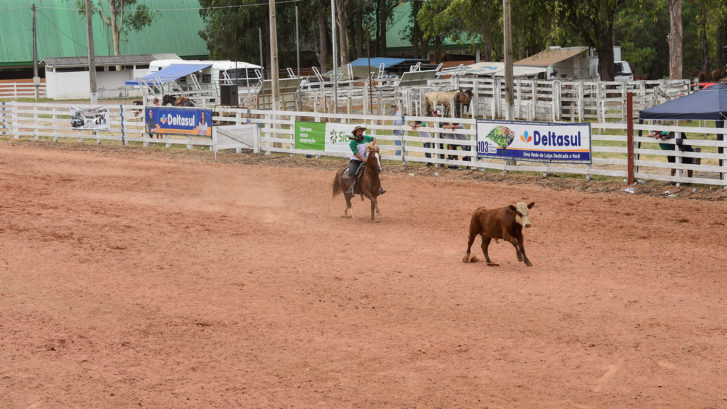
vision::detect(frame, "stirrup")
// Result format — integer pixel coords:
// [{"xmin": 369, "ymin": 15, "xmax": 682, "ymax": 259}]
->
[{"xmin": 379, "ymin": 188, "xmax": 387, "ymax": 195}]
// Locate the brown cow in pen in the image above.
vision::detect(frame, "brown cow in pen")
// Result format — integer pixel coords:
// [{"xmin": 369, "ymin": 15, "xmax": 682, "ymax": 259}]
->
[{"xmin": 463, "ymin": 202, "xmax": 535, "ymax": 267}]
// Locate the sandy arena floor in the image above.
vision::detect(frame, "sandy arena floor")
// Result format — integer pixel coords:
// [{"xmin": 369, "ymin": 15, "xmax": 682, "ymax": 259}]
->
[{"xmin": 1, "ymin": 141, "xmax": 726, "ymax": 408}]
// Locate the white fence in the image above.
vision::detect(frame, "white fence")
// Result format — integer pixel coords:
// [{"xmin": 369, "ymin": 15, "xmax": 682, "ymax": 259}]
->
[
  {"xmin": 0, "ymin": 82, "xmax": 47, "ymax": 99},
  {"xmin": 1, "ymin": 101, "xmax": 726, "ymax": 187},
  {"xmin": 299, "ymin": 77, "xmax": 692, "ymax": 123}
]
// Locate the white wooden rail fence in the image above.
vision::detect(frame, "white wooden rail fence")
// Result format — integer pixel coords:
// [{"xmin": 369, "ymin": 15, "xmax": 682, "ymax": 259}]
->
[
  {"xmin": 299, "ymin": 78, "xmax": 691, "ymax": 123},
  {"xmin": 1, "ymin": 101, "xmax": 726, "ymax": 187},
  {"xmin": 0, "ymin": 83, "xmax": 47, "ymax": 99}
]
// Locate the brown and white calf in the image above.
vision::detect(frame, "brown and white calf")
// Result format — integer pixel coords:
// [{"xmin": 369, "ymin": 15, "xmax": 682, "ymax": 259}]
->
[{"xmin": 463, "ymin": 202, "xmax": 535, "ymax": 266}]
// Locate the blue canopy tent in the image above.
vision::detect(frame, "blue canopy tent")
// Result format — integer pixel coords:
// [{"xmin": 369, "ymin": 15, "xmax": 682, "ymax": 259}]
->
[
  {"xmin": 125, "ymin": 63, "xmax": 212, "ymax": 86},
  {"xmin": 639, "ymin": 83, "xmax": 727, "ymax": 120},
  {"xmin": 639, "ymin": 83, "xmax": 727, "ymax": 172}
]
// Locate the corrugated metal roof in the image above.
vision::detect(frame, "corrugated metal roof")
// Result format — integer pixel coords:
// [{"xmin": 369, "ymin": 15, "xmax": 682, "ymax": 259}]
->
[
  {"xmin": 514, "ymin": 47, "xmax": 589, "ymax": 67},
  {"xmin": 0, "ymin": 0, "xmax": 208, "ymax": 67},
  {"xmin": 43, "ymin": 53, "xmax": 180, "ymax": 68}
]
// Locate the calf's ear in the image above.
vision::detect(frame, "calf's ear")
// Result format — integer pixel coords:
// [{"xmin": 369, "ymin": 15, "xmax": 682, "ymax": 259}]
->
[
  {"xmin": 527, "ymin": 202, "xmax": 535, "ymax": 209},
  {"xmin": 508, "ymin": 205, "xmax": 517, "ymax": 212}
]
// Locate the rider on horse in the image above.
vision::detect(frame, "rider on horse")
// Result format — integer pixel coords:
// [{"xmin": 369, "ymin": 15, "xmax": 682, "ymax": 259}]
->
[{"xmin": 347, "ymin": 126, "xmax": 386, "ymax": 196}]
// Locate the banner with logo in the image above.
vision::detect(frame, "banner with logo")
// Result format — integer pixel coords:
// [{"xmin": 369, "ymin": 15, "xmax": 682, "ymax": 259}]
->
[
  {"xmin": 476, "ymin": 119, "xmax": 591, "ymax": 163},
  {"xmin": 145, "ymin": 107, "xmax": 212, "ymax": 137},
  {"xmin": 70, "ymin": 106, "xmax": 109, "ymax": 130},
  {"xmin": 294, "ymin": 121, "xmax": 358, "ymax": 154},
  {"xmin": 324, "ymin": 122, "xmax": 357, "ymax": 154},
  {"xmin": 294, "ymin": 121, "xmax": 326, "ymax": 150}
]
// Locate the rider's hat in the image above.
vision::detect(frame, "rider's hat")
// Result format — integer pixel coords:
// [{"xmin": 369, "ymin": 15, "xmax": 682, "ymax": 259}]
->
[{"xmin": 352, "ymin": 126, "xmax": 366, "ymax": 135}]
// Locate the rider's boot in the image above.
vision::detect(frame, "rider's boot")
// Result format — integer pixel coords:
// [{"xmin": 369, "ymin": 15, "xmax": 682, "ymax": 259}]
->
[
  {"xmin": 346, "ymin": 178, "xmax": 355, "ymax": 196},
  {"xmin": 379, "ymin": 187, "xmax": 387, "ymax": 195}
]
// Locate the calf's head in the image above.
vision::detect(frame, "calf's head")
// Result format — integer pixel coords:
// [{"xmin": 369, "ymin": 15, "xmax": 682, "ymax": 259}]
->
[{"xmin": 509, "ymin": 202, "xmax": 535, "ymax": 228}]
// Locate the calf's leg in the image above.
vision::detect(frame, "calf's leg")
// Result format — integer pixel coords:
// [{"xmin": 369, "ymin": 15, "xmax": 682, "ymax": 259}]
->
[
  {"xmin": 481, "ymin": 236, "xmax": 496, "ymax": 265},
  {"xmin": 517, "ymin": 234, "xmax": 533, "ymax": 266},
  {"xmin": 463, "ymin": 232, "xmax": 477, "ymax": 263}
]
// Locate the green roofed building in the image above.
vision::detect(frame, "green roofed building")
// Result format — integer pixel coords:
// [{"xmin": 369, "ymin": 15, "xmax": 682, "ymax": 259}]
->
[{"xmin": 0, "ymin": 0, "xmax": 208, "ymax": 75}]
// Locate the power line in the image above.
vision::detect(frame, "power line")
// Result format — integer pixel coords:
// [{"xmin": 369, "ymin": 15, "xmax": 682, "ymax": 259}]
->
[
  {"xmin": 34, "ymin": 0, "xmax": 302, "ymax": 12},
  {"xmin": 37, "ymin": 9, "xmax": 88, "ymax": 49}
]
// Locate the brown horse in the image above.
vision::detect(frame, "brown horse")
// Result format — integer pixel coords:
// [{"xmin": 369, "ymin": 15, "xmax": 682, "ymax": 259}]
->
[
  {"xmin": 162, "ymin": 95, "xmax": 195, "ymax": 107},
  {"xmin": 331, "ymin": 144, "xmax": 383, "ymax": 222},
  {"xmin": 453, "ymin": 89, "xmax": 473, "ymax": 118}
]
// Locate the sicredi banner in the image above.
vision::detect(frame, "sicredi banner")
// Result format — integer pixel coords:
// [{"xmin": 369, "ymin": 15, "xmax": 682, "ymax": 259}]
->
[
  {"xmin": 294, "ymin": 121, "xmax": 326, "ymax": 150},
  {"xmin": 325, "ymin": 122, "xmax": 357, "ymax": 154},
  {"xmin": 145, "ymin": 107, "xmax": 212, "ymax": 137},
  {"xmin": 294, "ymin": 121, "xmax": 358, "ymax": 154},
  {"xmin": 476, "ymin": 119, "xmax": 591, "ymax": 163}
]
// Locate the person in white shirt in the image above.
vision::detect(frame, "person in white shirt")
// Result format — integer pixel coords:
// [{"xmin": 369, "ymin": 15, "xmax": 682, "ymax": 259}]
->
[{"xmin": 391, "ymin": 105, "xmax": 404, "ymax": 156}]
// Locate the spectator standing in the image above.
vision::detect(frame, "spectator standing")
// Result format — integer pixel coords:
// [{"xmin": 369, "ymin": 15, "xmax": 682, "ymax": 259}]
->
[
  {"xmin": 411, "ymin": 118, "xmax": 433, "ymax": 167},
  {"xmin": 391, "ymin": 104, "xmax": 404, "ymax": 156},
  {"xmin": 444, "ymin": 122, "xmax": 470, "ymax": 170}
]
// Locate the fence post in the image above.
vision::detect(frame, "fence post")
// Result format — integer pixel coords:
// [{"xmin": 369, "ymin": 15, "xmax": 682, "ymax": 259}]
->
[
  {"xmin": 627, "ymin": 92, "xmax": 634, "ymax": 185},
  {"xmin": 120, "ymin": 105, "xmax": 126, "ymax": 145},
  {"xmin": 1, "ymin": 102, "xmax": 5, "ymax": 137},
  {"xmin": 12, "ymin": 101, "xmax": 19, "ymax": 139}
]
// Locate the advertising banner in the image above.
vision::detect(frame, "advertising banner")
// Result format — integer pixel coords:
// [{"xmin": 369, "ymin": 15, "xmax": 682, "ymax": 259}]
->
[
  {"xmin": 145, "ymin": 107, "xmax": 212, "ymax": 137},
  {"xmin": 324, "ymin": 122, "xmax": 357, "ymax": 154},
  {"xmin": 70, "ymin": 106, "xmax": 109, "ymax": 130},
  {"xmin": 294, "ymin": 121, "xmax": 326, "ymax": 150},
  {"xmin": 476, "ymin": 119, "xmax": 591, "ymax": 163},
  {"xmin": 294, "ymin": 121, "xmax": 359, "ymax": 155}
]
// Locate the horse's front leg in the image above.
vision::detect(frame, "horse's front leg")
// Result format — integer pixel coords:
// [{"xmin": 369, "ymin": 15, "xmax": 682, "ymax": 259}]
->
[{"xmin": 370, "ymin": 198, "xmax": 378, "ymax": 222}]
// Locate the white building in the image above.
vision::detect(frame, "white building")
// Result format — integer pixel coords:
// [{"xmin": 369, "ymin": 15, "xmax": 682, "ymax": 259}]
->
[{"xmin": 43, "ymin": 53, "xmax": 180, "ymax": 99}]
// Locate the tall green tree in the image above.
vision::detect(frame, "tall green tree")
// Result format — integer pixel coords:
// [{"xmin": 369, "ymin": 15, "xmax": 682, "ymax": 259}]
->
[
  {"xmin": 558, "ymin": 0, "xmax": 630, "ymax": 81},
  {"xmin": 73, "ymin": 0, "xmax": 154, "ymax": 56}
]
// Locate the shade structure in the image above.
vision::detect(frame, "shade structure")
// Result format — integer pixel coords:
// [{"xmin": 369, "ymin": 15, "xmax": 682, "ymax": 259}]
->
[
  {"xmin": 639, "ymin": 83, "xmax": 727, "ymax": 120},
  {"xmin": 125, "ymin": 63, "xmax": 212, "ymax": 86}
]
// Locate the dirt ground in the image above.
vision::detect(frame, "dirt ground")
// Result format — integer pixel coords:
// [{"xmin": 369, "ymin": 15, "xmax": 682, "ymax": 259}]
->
[{"xmin": 2, "ymin": 140, "xmax": 727, "ymax": 409}]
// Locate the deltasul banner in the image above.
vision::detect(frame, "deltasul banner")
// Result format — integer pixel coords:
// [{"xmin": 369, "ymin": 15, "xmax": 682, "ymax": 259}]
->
[
  {"xmin": 145, "ymin": 107, "xmax": 212, "ymax": 136},
  {"xmin": 476, "ymin": 119, "xmax": 592, "ymax": 163}
]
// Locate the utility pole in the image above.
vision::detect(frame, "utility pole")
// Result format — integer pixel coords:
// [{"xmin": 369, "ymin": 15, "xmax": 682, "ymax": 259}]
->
[
  {"xmin": 503, "ymin": 0, "xmax": 513, "ymax": 120},
  {"xmin": 330, "ymin": 0, "xmax": 338, "ymax": 113},
  {"xmin": 32, "ymin": 4, "xmax": 39, "ymax": 101},
  {"xmin": 367, "ymin": 28, "xmax": 372, "ymax": 114},
  {"xmin": 268, "ymin": 0, "xmax": 279, "ymax": 111},
  {"xmin": 258, "ymin": 27, "xmax": 264, "ymax": 80},
  {"xmin": 85, "ymin": 0, "xmax": 97, "ymax": 104},
  {"xmin": 295, "ymin": 5, "xmax": 300, "ymax": 77}
]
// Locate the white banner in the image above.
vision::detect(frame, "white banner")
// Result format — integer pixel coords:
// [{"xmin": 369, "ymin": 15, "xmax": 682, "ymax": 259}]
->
[
  {"xmin": 70, "ymin": 106, "xmax": 109, "ymax": 130},
  {"xmin": 325, "ymin": 122, "xmax": 357, "ymax": 154},
  {"xmin": 476, "ymin": 119, "xmax": 591, "ymax": 163}
]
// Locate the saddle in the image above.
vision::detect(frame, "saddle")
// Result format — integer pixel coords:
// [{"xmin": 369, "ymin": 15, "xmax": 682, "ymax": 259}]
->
[{"xmin": 342, "ymin": 163, "xmax": 367, "ymax": 194}]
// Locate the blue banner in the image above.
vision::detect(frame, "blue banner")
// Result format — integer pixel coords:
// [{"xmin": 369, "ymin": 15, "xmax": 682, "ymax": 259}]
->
[{"xmin": 145, "ymin": 107, "xmax": 212, "ymax": 137}]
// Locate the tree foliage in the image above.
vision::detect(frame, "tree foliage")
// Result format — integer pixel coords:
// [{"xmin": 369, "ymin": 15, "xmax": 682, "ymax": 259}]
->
[{"xmin": 74, "ymin": 0, "xmax": 155, "ymax": 56}]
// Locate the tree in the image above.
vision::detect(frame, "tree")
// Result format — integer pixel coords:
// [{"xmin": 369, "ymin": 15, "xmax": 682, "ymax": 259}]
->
[
  {"xmin": 417, "ymin": 0, "xmax": 454, "ymax": 63},
  {"xmin": 559, "ymin": 0, "xmax": 629, "ymax": 81},
  {"xmin": 668, "ymin": 0, "xmax": 683, "ymax": 78},
  {"xmin": 75, "ymin": 0, "xmax": 154, "ymax": 56}
]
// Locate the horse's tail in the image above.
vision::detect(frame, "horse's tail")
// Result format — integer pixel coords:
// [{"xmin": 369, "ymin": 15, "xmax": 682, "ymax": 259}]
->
[{"xmin": 332, "ymin": 171, "xmax": 343, "ymax": 197}]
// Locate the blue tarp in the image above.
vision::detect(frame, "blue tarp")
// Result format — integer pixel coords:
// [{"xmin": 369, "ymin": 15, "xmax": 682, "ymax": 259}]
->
[
  {"xmin": 125, "ymin": 63, "xmax": 212, "ymax": 86},
  {"xmin": 348, "ymin": 58, "xmax": 416, "ymax": 69},
  {"xmin": 640, "ymin": 83, "xmax": 727, "ymax": 120}
]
